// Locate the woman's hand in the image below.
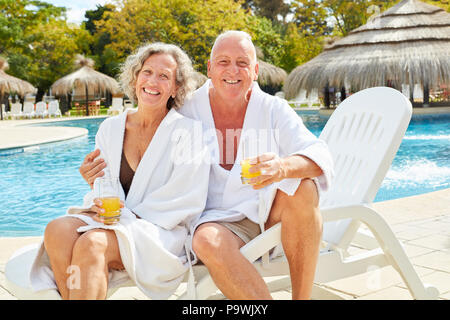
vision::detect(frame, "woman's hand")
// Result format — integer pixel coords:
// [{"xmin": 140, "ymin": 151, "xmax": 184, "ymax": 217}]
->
[
  {"xmin": 79, "ymin": 149, "xmax": 107, "ymax": 189},
  {"xmin": 83, "ymin": 198, "xmax": 125, "ymax": 224},
  {"xmin": 247, "ymin": 152, "xmax": 287, "ymax": 190}
]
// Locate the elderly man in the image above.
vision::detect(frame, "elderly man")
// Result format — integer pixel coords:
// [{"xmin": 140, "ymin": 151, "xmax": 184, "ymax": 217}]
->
[{"xmin": 80, "ymin": 31, "xmax": 334, "ymax": 300}]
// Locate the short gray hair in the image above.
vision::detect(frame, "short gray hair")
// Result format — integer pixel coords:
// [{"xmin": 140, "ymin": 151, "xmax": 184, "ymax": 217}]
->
[
  {"xmin": 119, "ymin": 42, "xmax": 196, "ymax": 110},
  {"xmin": 210, "ymin": 30, "xmax": 256, "ymax": 61}
]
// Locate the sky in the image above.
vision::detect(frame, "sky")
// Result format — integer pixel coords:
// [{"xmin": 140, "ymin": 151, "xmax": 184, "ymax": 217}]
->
[{"xmin": 42, "ymin": 0, "xmax": 111, "ymax": 24}]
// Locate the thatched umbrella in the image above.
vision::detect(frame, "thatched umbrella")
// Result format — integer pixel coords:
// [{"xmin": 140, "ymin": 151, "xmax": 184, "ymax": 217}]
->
[
  {"xmin": 0, "ymin": 58, "xmax": 37, "ymax": 120},
  {"xmin": 284, "ymin": 0, "xmax": 450, "ymax": 105},
  {"xmin": 255, "ymin": 47, "xmax": 287, "ymax": 94},
  {"xmin": 51, "ymin": 55, "xmax": 121, "ymax": 116}
]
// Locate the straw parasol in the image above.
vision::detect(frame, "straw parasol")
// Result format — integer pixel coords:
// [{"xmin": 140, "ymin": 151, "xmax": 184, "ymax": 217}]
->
[
  {"xmin": 284, "ymin": 0, "xmax": 450, "ymax": 102},
  {"xmin": 255, "ymin": 47, "xmax": 288, "ymax": 93},
  {"xmin": 51, "ymin": 55, "xmax": 121, "ymax": 115},
  {"xmin": 0, "ymin": 57, "xmax": 37, "ymax": 120}
]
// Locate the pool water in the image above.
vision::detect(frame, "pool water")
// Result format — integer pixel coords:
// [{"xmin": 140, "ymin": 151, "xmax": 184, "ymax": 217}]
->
[
  {"xmin": 300, "ymin": 112, "xmax": 450, "ymax": 202},
  {"xmin": 0, "ymin": 113, "xmax": 449, "ymax": 237}
]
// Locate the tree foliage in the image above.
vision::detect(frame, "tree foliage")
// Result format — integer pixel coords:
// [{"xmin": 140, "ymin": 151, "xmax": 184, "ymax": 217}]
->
[
  {"xmin": 2, "ymin": 0, "xmax": 448, "ymax": 94},
  {"xmin": 0, "ymin": 0, "xmax": 92, "ymax": 97}
]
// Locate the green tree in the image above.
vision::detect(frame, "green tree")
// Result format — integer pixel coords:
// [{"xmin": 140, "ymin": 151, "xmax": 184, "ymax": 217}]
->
[
  {"xmin": 0, "ymin": 0, "xmax": 92, "ymax": 97},
  {"xmin": 83, "ymin": 4, "xmax": 118, "ymax": 76},
  {"xmin": 97, "ymin": 0, "xmax": 253, "ymax": 74},
  {"xmin": 241, "ymin": 0, "xmax": 291, "ymax": 23}
]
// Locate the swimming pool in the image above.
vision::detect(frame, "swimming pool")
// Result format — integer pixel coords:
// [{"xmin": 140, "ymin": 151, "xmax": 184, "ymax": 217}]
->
[{"xmin": 0, "ymin": 112, "xmax": 449, "ymax": 237}]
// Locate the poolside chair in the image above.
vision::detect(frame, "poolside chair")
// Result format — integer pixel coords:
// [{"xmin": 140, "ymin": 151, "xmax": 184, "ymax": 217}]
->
[
  {"xmin": 4, "ymin": 87, "xmax": 439, "ymax": 300},
  {"xmin": 47, "ymin": 100, "xmax": 62, "ymax": 117},
  {"xmin": 35, "ymin": 101, "xmax": 48, "ymax": 118},
  {"xmin": 107, "ymin": 97, "xmax": 123, "ymax": 116},
  {"xmin": 10, "ymin": 102, "xmax": 23, "ymax": 120},
  {"xmin": 1, "ymin": 104, "xmax": 10, "ymax": 119},
  {"xmin": 123, "ymin": 99, "xmax": 134, "ymax": 110},
  {"xmin": 22, "ymin": 102, "xmax": 36, "ymax": 119},
  {"xmin": 176, "ymin": 86, "xmax": 439, "ymax": 300}
]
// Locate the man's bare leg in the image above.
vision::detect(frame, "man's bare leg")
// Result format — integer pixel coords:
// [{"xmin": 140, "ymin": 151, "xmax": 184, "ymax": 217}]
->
[
  {"xmin": 265, "ymin": 178, "xmax": 322, "ymax": 300},
  {"xmin": 192, "ymin": 222, "xmax": 272, "ymax": 300}
]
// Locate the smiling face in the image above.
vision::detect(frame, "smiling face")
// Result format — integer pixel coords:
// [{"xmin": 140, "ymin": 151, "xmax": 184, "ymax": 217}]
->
[
  {"xmin": 135, "ymin": 53, "xmax": 178, "ymax": 110},
  {"xmin": 207, "ymin": 35, "xmax": 259, "ymax": 103}
]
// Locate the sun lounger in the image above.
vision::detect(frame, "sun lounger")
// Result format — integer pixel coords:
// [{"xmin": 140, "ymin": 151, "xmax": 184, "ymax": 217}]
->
[
  {"xmin": 35, "ymin": 101, "xmax": 48, "ymax": 118},
  {"xmin": 10, "ymin": 102, "xmax": 23, "ymax": 120},
  {"xmin": 22, "ymin": 102, "xmax": 36, "ymax": 119},
  {"xmin": 47, "ymin": 100, "xmax": 62, "ymax": 117}
]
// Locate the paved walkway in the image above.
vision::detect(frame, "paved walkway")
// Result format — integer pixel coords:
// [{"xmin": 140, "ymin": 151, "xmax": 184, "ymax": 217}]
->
[
  {"xmin": 0, "ymin": 116, "xmax": 104, "ymax": 151},
  {"xmin": 1, "ymin": 188, "xmax": 449, "ymax": 300}
]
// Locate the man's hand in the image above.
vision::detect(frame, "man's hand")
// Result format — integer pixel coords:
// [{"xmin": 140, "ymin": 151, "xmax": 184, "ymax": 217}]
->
[
  {"xmin": 247, "ymin": 152, "xmax": 286, "ymax": 190},
  {"xmin": 79, "ymin": 149, "xmax": 107, "ymax": 189}
]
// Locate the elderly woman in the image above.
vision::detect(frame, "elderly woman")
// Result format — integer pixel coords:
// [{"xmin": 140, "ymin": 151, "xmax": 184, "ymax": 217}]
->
[{"xmin": 29, "ymin": 43, "xmax": 210, "ymax": 300}]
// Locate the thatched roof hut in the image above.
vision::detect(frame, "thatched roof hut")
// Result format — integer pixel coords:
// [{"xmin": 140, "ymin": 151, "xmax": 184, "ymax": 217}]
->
[
  {"xmin": 255, "ymin": 47, "xmax": 287, "ymax": 94},
  {"xmin": 284, "ymin": 0, "xmax": 450, "ymax": 100},
  {"xmin": 51, "ymin": 55, "xmax": 121, "ymax": 98},
  {"xmin": 51, "ymin": 55, "xmax": 121, "ymax": 115},
  {"xmin": 0, "ymin": 58, "xmax": 37, "ymax": 97},
  {"xmin": 0, "ymin": 57, "xmax": 37, "ymax": 120}
]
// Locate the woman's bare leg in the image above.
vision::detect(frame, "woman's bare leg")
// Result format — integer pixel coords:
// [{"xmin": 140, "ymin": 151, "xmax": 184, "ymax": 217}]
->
[
  {"xmin": 68, "ymin": 229, "xmax": 123, "ymax": 300},
  {"xmin": 43, "ymin": 217, "xmax": 87, "ymax": 299}
]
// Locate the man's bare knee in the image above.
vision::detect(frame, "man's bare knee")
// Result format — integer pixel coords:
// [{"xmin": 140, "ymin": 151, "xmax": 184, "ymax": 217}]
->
[
  {"xmin": 192, "ymin": 223, "xmax": 242, "ymax": 266},
  {"xmin": 288, "ymin": 179, "xmax": 319, "ymax": 210}
]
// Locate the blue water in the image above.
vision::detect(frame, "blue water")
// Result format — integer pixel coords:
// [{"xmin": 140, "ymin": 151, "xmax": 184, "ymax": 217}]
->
[{"xmin": 0, "ymin": 113, "xmax": 449, "ymax": 237}]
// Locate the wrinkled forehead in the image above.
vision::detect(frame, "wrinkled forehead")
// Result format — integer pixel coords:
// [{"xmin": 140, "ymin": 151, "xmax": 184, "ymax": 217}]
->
[{"xmin": 210, "ymin": 36, "xmax": 257, "ymax": 62}]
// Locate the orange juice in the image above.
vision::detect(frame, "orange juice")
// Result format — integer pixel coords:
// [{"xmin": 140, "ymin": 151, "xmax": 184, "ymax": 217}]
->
[
  {"xmin": 99, "ymin": 196, "xmax": 121, "ymax": 224},
  {"xmin": 240, "ymin": 159, "xmax": 261, "ymax": 184}
]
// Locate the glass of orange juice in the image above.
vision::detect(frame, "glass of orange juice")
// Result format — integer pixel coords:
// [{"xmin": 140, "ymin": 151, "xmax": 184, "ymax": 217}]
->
[
  {"xmin": 95, "ymin": 177, "xmax": 121, "ymax": 225},
  {"xmin": 240, "ymin": 135, "xmax": 261, "ymax": 185}
]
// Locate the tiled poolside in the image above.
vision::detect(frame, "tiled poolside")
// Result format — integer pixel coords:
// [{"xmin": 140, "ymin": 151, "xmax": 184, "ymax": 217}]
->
[{"xmin": 1, "ymin": 188, "xmax": 449, "ymax": 300}]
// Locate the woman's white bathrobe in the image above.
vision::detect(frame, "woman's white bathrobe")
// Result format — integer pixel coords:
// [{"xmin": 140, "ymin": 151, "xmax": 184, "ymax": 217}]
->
[
  {"xmin": 179, "ymin": 80, "xmax": 334, "ymax": 260},
  {"xmin": 30, "ymin": 108, "xmax": 210, "ymax": 299}
]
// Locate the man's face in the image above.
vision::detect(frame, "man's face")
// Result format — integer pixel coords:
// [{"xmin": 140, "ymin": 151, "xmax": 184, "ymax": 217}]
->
[{"xmin": 207, "ymin": 36, "xmax": 259, "ymax": 102}]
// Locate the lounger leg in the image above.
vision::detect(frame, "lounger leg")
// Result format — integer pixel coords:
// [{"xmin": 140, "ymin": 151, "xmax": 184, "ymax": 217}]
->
[{"xmin": 323, "ymin": 205, "xmax": 439, "ymax": 300}]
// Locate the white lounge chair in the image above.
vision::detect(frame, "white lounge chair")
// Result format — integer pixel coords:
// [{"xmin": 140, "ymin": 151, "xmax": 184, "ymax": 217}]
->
[
  {"xmin": 4, "ymin": 87, "xmax": 439, "ymax": 300},
  {"xmin": 1, "ymin": 104, "xmax": 10, "ymax": 119},
  {"xmin": 35, "ymin": 101, "xmax": 48, "ymax": 118},
  {"xmin": 177, "ymin": 86, "xmax": 439, "ymax": 300},
  {"xmin": 107, "ymin": 97, "xmax": 123, "ymax": 115},
  {"xmin": 123, "ymin": 99, "xmax": 134, "ymax": 110},
  {"xmin": 10, "ymin": 102, "xmax": 23, "ymax": 120},
  {"xmin": 22, "ymin": 102, "xmax": 36, "ymax": 119},
  {"xmin": 47, "ymin": 100, "xmax": 62, "ymax": 117}
]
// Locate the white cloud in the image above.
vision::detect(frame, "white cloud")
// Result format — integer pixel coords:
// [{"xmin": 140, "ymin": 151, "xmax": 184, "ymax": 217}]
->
[
  {"xmin": 44, "ymin": 0, "xmax": 112, "ymax": 24},
  {"xmin": 66, "ymin": 8, "xmax": 88, "ymax": 25}
]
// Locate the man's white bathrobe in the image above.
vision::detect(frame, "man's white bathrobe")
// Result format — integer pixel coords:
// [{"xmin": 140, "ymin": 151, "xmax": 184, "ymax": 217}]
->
[
  {"xmin": 179, "ymin": 80, "xmax": 334, "ymax": 261},
  {"xmin": 30, "ymin": 108, "xmax": 210, "ymax": 299}
]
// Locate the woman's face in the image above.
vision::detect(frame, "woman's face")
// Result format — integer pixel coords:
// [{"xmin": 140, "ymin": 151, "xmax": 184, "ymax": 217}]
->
[{"xmin": 135, "ymin": 53, "xmax": 178, "ymax": 110}]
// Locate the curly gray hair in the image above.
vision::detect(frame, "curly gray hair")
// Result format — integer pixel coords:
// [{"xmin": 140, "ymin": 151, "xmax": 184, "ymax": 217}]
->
[{"xmin": 119, "ymin": 42, "xmax": 196, "ymax": 110}]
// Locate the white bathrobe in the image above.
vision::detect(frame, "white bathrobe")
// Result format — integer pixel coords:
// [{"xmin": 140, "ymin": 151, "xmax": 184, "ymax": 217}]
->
[
  {"xmin": 30, "ymin": 108, "xmax": 210, "ymax": 299},
  {"xmin": 179, "ymin": 80, "xmax": 334, "ymax": 257}
]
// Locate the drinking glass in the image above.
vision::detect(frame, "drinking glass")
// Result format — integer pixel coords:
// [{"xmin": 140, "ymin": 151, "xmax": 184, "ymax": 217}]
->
[
  {"xmin": 240, "ymin": 135, "xmax": 261, "ymax": 185},
  {"xmin": 94, "ymin": 177, "xmax": 121, "ymax": 225}
]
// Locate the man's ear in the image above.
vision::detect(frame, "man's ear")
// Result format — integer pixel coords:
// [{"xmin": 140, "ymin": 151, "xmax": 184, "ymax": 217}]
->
[{"xmin": 254, "ymin": 62, "xmax": 259, "ymax": 81}]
